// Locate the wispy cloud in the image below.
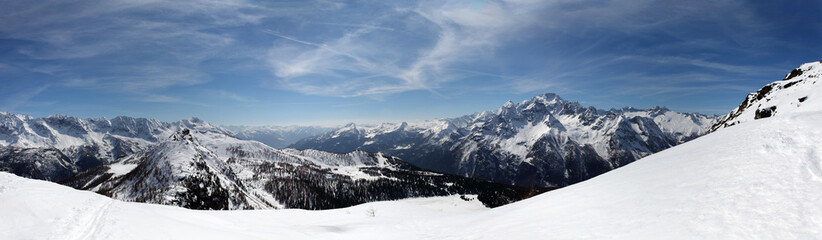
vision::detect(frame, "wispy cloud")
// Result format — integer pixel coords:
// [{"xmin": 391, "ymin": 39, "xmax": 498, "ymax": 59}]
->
[
  {"xmin": 0, "ymin": 63, "xmax": 14, "ymax": 72},
  {"xmin": 0, "ymin": 85, "xmax": 50, "ymax": 111},
  {"xmin": 130, "ymin": 93, "xmax": 211, "ymax": 108},
  {"xmin": 4, "ymin": 0, "xmax": 789, "ymax": 101},
  {"xmin": 310, "ymin": 22, "xmax": 396, "ymax": 32},
  {"xmin": 611, "ymin": 55, "xmax": 781, "ymax": 75},
  {"xmin": 1, "ymin": 0, "xmax": 814, "ymax": 122},
  {"xmin": 205, "ymin": 90, "xmax": 256, "ymax": 103},
  {"xmin": 136, "ymin": 94, "xmax": 181, "ymax": 103},
  {"xmin": 0, "ymin": 0, "xmax": 303, "ymax": 102},
  {"xmin": 63, "ymin": 66, "xmax": 208, "ymax": 92},
  {"xmin": 2, "ymin": 1, "xmax": 260, "ymax": 60},
  {"xmin": 262, "ymin": 0, "xmax": 780, "ymax": 99},
  {"xmin": 265, "ymin": 0, "xmax": 553, "ymax": 97}
]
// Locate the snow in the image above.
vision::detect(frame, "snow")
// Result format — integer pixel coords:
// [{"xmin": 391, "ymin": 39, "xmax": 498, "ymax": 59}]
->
[
  {"xmin": 316, "ymin": 117, "xmax": 475, "ymax": 146},
  {"xmin": 0, "ymin": 176, "xmax": 486, "ymax": 239},
  {"xmin": 622, "ymin": 108, "xmax": 713, "ymax": 138},
  {"xmin": 392, "ymin": 144, "xmax": 412, "ymax": 150},
  {"xmin": 106, "ymin": 163, "xmax": 139, "ymax": 175},
  {"xmin": 3, "ymin": 105, "xmax": 821, "ymax": 239},
  {"xmin": 712, "ymin": 61, "xmax": 822, "ymax": 133},
  {"xmin": 330, "ymin": 167, "xmax": 383, "ymax": 181},
  {"xmin": 468, "ymin": 94, "xmax": 713, "ymax": 166},
  {"xmin": 497, "ymin": 119, "xmax": 552, "ymax": 161}
]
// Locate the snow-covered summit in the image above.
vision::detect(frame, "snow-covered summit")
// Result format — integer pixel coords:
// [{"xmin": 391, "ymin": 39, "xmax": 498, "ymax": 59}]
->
[
  {"xmin": 66, "ymin": 126, "xmax": 272, "ymax": 210},
  {"xmin": 709, "ymin": 60, "xmax": 822, "ymax": 132},
  {"xmin": 169, "ymin": 128, "xmax": 197, "ymax": 143}
]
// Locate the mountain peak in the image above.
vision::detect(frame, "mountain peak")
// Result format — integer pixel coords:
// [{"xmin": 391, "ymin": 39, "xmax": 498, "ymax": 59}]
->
[
  {"xmin": 783, "ymin": 60, "xmax": 821, "ymax": 80},
  {"xmin": 648, "ymin": 106, "xmax": 669, "ymax": 112},
  {"xmin": 519, "ymin": 93, "xmax": 566, "ymax": 110},
  {"xmin": 170, "ymin": 128, "xmax": 197, "ymax": 143},
  {"xmin": 179, "ymin": 117, "xmax": 206, "ymax": 127},
  {"xmin": 533, "ymin": 93, "xmax": 562, "ymax": 102},
  {"xmin": 503, "ymin": 100, "xmax": 515, "ymax": 108}
]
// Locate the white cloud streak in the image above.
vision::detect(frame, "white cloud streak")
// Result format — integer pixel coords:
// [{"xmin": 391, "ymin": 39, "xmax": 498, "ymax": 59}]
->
[
  {"xmin": 205, "ymin": 90, "xmax": 256, "ymax": 103},
  {"xmin": 0, "ymin": 85, "xmax": 50, "ymax": 111},
  {"xmin": 266, "ymin": 0, "xmax": 552, "ymax": 97},
  {"xmin": 0, "ymin": 0, "xmax": 791, "ymax": 105},
  {"xmin": 263, "ymin": 0, "xmax": 780, "ymax": 98},
  {"xmin": 0, "ymin": 0, "xmax": 303, "ymax": 103}
]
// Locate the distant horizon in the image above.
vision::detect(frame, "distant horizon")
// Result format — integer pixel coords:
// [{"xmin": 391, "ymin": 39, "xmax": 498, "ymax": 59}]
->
[
  {"xmin": 2, "ymin": 1, "xmax": 820, "ymax": 126},
  {"xmin": 3, "ymin": 91, "xmax": 726, "ymax": 127}
]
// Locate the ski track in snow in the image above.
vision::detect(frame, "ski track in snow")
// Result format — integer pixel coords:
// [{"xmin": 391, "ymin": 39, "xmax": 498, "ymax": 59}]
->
[
  {"xmin": 75, "ymin": 200, "xmax": 114, "ymax": 240},
  {"xmin": 803, "ymin": 149, "xmax": 822, "ymax": 182},
  {"xmin": 51, "ymin": 198, "xmax": 114, "ymax": 240}
]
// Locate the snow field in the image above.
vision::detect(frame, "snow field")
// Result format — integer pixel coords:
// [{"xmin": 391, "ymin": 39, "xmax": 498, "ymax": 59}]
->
[{"xmin": 2, "ymin": 110, "xmax": 821, "ymax": 239}]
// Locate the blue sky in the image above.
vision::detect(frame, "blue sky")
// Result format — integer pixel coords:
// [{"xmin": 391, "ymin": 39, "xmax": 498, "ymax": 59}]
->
[{"xmin": 1, "ymin": 0, "xmax": 820, "ymax": 126}]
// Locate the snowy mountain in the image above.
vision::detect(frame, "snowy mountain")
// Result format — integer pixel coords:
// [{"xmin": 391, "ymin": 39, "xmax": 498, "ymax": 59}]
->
[
  {"xmin": 60, "ymin": 128, "xmax": 533, "ymax": 210},
  {"xmin": 709, "ymin": 60, "xmax": 821, "ymax": 133},
  {"xmin": 223, "ymin": 125, "xmax": 331, "ymax": 148},
  {"xmin": 291, "ymin": 93, "xmax": 716, "ymax": 187},
  {"xmin": 0, "ymin": 113, "xmax": 227, "ymax": 181},
  {"xmin": 0, "ymin": 146, "xmax": 75, "ymax": 181},
  {"xmin": 0, "ymin": 114, "xmax": 533, "ymax": 210},
  {"xmin": 62, "ymin": 129, "xmax": 271, "ymax": 210},
  {"xmin": 2, "ymin": 67, "xmax": 820, "ymax": 238}
]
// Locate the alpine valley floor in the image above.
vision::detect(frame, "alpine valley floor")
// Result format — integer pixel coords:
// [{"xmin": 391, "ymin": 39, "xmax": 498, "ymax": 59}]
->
[{"xmin": 2, "ymin": 107, "xmax": 821, "ymax": 239}]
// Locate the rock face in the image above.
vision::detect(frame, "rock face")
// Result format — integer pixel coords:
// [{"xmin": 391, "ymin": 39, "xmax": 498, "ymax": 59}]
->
[
  {"xmin": 291, "ymin": 93, "xmax": 716, "ymax": 188},
  {"xmin": 709, "ymin": 60, "xmax": 822, "ymax": 133}
]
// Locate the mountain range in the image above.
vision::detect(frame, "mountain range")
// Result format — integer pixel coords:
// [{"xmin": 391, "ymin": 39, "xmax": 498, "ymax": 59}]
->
[
  {"xmin": 290, "ymin": 93, "xmax": 716, "ymax": 187},
  {"xmin": 0, "ymin": 94, "xmax": 717, "ymax": 210},
  {"xmin": 223, "ymin": 125, "xmax": 332, "ymax": 148},
  {"xmin": 0, "ymin": 113, "xmax": 532, "ymax": 210}
]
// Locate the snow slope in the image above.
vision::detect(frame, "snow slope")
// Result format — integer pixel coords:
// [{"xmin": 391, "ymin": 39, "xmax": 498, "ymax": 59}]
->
[{"xmin": 2, "ymin": 103, "xmax": 819, "ymax": 239}]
